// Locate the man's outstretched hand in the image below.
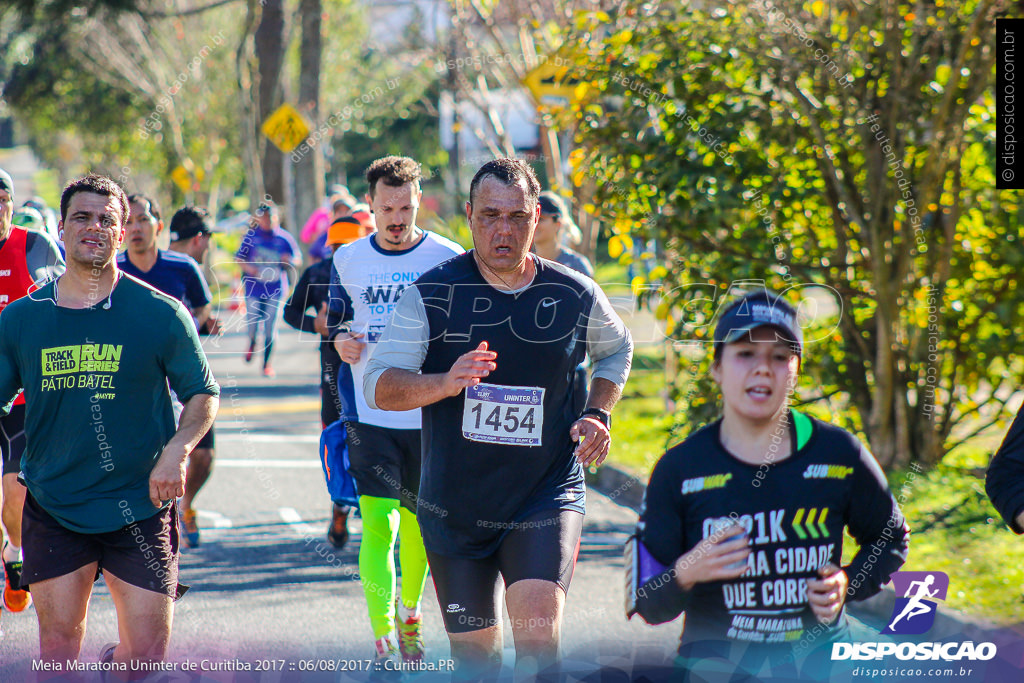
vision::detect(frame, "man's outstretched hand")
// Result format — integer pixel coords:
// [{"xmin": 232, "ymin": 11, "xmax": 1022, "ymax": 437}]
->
[{"xmin": 443, "ymin": 341, "xmax": 497, "ymax": 397}]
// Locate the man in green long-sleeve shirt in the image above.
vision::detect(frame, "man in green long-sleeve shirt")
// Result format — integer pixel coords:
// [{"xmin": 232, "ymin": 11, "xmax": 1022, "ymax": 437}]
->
[{"xmin": 0, "ymin": 175, "xmax": 219, "ymax": 668}]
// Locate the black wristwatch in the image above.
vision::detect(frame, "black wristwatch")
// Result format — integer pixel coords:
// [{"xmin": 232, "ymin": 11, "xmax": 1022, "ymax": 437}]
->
[{"xmin": 579, "ymin": 408, "xmax": 611, "ymax": 430}]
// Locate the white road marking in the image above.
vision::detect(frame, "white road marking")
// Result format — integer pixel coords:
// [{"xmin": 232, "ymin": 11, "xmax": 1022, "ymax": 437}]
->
[
  {"xmin": 196, "ymin": 510, "xmax": 233, "ymax": 529},
  {"xmin": 216, "ymin": 433, "xmax": 320, "ymax": 443},
  {"xmin": 279, "ymin": 507, "xmax": 320, "ymax": 536},
  {"xmin": 216, "ymin": 459, "xmax": 320, "ymax": 468},
  {"xmin": 581, "ymin": 534, "xmax": 630, "ymax": 546}
]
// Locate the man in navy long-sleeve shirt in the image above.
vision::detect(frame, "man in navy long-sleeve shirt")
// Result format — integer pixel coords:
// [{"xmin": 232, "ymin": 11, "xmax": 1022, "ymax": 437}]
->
[
  {"xmin": 283, "ymin": 217, "xmax": 363, "ymax": 548},
  {"xmin": 986, "ymin": 404, "xmax": 1024, "ymax": 532}
]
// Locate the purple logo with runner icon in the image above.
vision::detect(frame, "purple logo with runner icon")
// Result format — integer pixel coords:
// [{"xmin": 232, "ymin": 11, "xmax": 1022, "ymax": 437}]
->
[{"xmin": 881, "ymin": 571, "xmax": 948, "ymax": 635}]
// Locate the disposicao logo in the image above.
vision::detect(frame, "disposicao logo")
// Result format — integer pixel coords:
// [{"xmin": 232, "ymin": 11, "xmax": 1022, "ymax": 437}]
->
[
  {"xmin": 831, "ymin": 571, "xmax": 997, "ymax": 663},
  {"xmin": 882, "ymin": 571, "xmax": 947, "ymax": 635}
]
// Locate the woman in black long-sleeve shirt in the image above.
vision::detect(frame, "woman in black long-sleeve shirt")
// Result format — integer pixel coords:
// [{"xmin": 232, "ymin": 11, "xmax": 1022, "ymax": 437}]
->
[{"xmin": 631, "ymin": 292, "xmax": 909, "ymax": 680}]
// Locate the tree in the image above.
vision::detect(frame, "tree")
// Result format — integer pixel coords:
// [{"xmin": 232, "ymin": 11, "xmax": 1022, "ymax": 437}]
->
[
  {"xmin": 569, "ymin": 0, "xmax": 1014, "ymax": 469},
  {"xmin": 254, "ymin": 0, "xmax": 288, "ymax": 204},
  {"xmin": 439, "ymin": 0, "xmax": 615, "ymax": 258},
  {"xmin": 236, "ymin": 0, "xmax": 264, "ymax": 204},
  {"xmin": 2, "ymin": 1, "xmax": 245, "ymax": 207},
  {"xmin": 292, "ymin": 0, "xmax": 324, "ymax": 233},
  {"xmin": 290, "ymin": 1, "xmax": 443, "ymax": 198},
  {"xmin": 6, "ymin": 0, "xmax": 138, "ymax": 13}
]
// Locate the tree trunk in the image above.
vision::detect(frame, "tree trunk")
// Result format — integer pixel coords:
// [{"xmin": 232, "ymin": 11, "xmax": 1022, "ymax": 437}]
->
[
  {"xmin": 293, "ymin": 0, "xmax": 323, "ymax": 252},
  {"xmin": 237, "ymin": 0, "xmax": 264, "ymax": 205},
  {"xmin": 868, "ymin": 272, "xmax": 898, "ymax": 469},
  {"xmin": 575, "ymin": 177, "xmax": 598, "ymax": 264},
  {"xmin": 256, "ymin": 0, "xmax": 287, "ymax": 204}
]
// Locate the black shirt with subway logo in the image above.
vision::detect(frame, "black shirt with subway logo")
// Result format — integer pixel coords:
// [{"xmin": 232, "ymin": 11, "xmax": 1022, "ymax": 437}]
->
[{"xmin": 635, "ymin": 411, "xmax": 908, "ymax": 648}]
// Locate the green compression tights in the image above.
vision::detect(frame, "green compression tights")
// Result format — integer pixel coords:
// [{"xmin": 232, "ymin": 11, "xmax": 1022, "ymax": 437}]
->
[{"xmin": 357, "ymin": 495, "xmax": 429, "ymax": 639}]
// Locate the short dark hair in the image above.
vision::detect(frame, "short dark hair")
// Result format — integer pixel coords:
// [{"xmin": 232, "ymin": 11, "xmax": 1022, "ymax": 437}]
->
[
  {"xmin": 61, "ymin": 174, "xmax": 130, "ymax": 226},
  {"xmin": 365, "ymin": 156, "xmax": 422, "ymax": 197},
  {"xmin": 468, "ymin": 158, "xmax": 541, "ymax": 207},
  {"xmin": 169, "ymin": 206, "xmax": 212, "ymax": 242},
  {"xmin": 127, "ymin": 193, "xmax": 161, "ymax": 222}
]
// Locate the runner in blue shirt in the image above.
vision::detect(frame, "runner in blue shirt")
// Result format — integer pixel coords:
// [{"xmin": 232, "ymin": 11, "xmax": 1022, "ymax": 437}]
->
[
  {"xmin": 117, "ymin": 197, "xmax": 216, "ymax": 548},
  {"xmin": 235, "ymin": 200, "xmax": 301, "ymax": 377},
  {"xmin": 117, "ymin": 195, "xmax": 212, "ymax": 325}
]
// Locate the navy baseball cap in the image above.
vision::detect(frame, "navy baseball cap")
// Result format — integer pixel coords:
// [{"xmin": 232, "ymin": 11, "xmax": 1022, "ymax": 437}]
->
[
  {"xmin": 537, "ymin": 192, "xmax": 566, "ymax": 217},
  {"xmin": 0, "ymin": 169, "xmax": 13, "ymax": 197},
  {"xmin": 255, "ymin": 200, "xmax": 278, "ymax": 216},
  {"xmin": 713, "ymin": 292, "xmax": 803, "ymax": 355}
]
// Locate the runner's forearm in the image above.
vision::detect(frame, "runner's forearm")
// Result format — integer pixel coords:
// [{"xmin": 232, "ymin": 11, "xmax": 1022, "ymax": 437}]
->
[
  {"xmin": 373, "ymin": 368, "xmax": 451, "ymax": 411},
  {"xmin": 283, "ymin": 273, "xmax": 320, "ymax": 335},
  {"xmin": 282, "ymin": 300, "xmax": 318, "ymax": 334},
  {"xmin": 166, "ymin": 393, "xmax": 218, "ymax": 457},
  {"xmin": 635, "ymin": 569, "xmax": 691, "ymax": 625},
  {"xmin": 192, "ymin": 304, "xmax": 211, "ymax": 328},
  {"xmin": 844, "ymin": 521, "xmax": 908, "ymax": 601},
  {"xmin": 585, "ymin": 377, "xmax": 622, "ymax": 414}
]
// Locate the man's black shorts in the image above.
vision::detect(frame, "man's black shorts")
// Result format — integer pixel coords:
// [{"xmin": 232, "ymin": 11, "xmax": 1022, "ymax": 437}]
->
[
  {"xmin": 427, "ymin": 508, "xmax": 583, "ymax": 633},
  {"xmin": 196, "ymin": 423, "xmax": 215, "ymax": 450},
  {"xmin": 320, "ymin": 349, "xmax": 342, "ymax": 426},
  {"xmin": 21, "ymin": 491, "xmax": 184, "ymax": 599},
  {"xmin": 345, "ymin": 421, "xmax": 420, "ymax": 512},
  {"xmin": 0, "ymin": 402, "xmax": 26, "ymax": 476}
]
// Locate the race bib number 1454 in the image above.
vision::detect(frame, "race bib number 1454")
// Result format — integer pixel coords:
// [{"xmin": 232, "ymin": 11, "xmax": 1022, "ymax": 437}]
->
[{"xmin": 462, "ymin": 383, "xmax": 544, "ymax": 446}]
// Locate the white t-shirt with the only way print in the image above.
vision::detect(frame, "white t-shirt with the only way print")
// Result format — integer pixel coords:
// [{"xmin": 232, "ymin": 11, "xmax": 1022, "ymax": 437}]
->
[{"xmin": 329, "ymin": 231, "xmax": 463, "ymax": 430}]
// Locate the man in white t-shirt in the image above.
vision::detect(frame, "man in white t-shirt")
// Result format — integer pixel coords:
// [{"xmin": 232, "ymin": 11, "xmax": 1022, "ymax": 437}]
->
[{"xmin": 326, "ymin": 156, "xmax": 463, "ymax": 671}]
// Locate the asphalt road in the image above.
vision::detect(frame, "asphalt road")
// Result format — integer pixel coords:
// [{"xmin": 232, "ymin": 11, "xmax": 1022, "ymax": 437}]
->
[{"xmin": 0, "ymin": 320, "xmax": 683, "ymax": 682}]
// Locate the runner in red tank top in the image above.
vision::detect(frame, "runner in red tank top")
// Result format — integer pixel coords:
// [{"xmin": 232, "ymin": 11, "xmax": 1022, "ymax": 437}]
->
[
  {"xmin": 0, "ymin": 226, "xmax": 39, "ymax": 313},
  {"xmin": 0, "ymin": 169, "xmax": 64, "ymax": 617}
]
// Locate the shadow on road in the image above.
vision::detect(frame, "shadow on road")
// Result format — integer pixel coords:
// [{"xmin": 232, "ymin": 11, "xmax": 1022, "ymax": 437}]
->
[{"xmin": 181, "ymin": 535, "xmax": 362, "ymax": 592}]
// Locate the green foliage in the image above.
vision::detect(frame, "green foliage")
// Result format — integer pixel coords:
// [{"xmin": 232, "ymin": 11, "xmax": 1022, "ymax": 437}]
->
[
  {"xmin": 606, "ymin": 345, "xmax": 676, "ymax": 475},
  {"xmin": 312, "ymin": 2, "xmax": 441, "ymax": 192},
  {"xmin": 424, "ymin": 213, "xmax": 473, "ymax": 251},
  {"xmin": 2, "ymin": 3, "xmax": 247, "ymax": 211},
  {"xmin": 568, "ymin": 0, "xmax": 1015, "ymax": 469},
  {"xmin": 334, "ymin": 80, "xmax": 446, "ymax": 197},
  {"xmin": 2, "ymin": 19, "xmax": 158, "ymax": 171},
  {"xmin": 6, "ymin": 0, "xmax": 138, "ymax": 14},
  {"xmin": 890, "ymin": 447, "xmax": 1024, "ymax": 623}
]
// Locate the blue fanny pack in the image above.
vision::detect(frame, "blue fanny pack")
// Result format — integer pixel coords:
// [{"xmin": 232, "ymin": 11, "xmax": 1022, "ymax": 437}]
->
[{"xmin": 319, "ymin": 419, "xmax": 359, "ymax": 508}]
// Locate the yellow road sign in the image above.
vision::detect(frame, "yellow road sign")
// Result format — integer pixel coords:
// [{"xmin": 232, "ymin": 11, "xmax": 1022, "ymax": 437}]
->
[
  {"xmin": 261, "ymin": 104, "xmax": 311, "ymax": 153},
  {"xmin": 523, "ymin": 61, "xmax": 584, "ymax": 109},
  {"xmin": 170, "ymin": 165, "xmax": 192, "ymax": 193}
]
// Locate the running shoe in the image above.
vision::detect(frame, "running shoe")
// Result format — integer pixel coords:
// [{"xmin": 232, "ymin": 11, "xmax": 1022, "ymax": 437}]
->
[
  {"xmin": 180, "ymin": 508, "xmax": 201, "ymax": 548},
  {"xmin": 262, "ymin": 364, "xmax": 275, "ymax": 378},
  {"xmin": 244, "ymin": 340, "xmax": 255, "ymax": 363},
  {"xmin": 327, "ymin": 504, "xmax": 350, "ymax": 549},
  {"xmin": 2, "ymin": 543, "xmax": 31, "ymax": 612},
  {"xmin": 98, "ymin": 641, "xmax": 119, "ymax": 683},
  {"xmin": 371, "ymin": 636, "xmax": 402, "ymax": 680},
  {"xmin": 396, "ymin": 612, "xmax": 425, "ymax": 664},
  {"xmin": 99, "ymin": 642, "xmax": 118, "ymax": 664}
]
